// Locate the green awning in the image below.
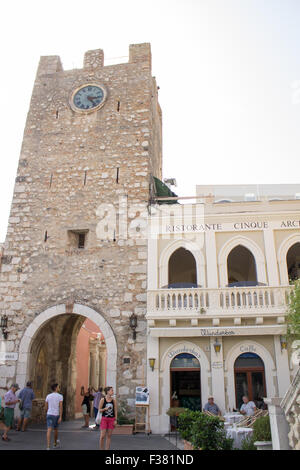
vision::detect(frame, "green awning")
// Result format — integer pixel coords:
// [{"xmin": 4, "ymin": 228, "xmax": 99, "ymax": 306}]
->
[{"xmin": 153, "ymin": 176, "xmax": 179, "ymax": 205}]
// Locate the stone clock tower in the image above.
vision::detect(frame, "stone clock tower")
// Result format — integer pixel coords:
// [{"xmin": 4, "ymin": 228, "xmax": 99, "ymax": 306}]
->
[{"xmin": 0, "ymin": 43, "xmax": 162, "ymax": 418}]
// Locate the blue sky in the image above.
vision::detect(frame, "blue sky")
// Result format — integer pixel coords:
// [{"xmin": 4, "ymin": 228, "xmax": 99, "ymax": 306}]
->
[{"xmin": 0, "ymin": 0, "xmax": 300, "ymax": 241}]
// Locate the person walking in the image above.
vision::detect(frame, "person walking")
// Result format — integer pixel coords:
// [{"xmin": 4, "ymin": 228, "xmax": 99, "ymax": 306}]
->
[
  {"xmin": 99, "ymin": 386, "xmax": 117, "ymax": 450},
  {"xmin": 92, "ymin": 387, "xmax": 103, "ymax": 430},
  {"xmin": 3, "ymin": 384, "xmax": 20, "ymax": 440},
  {"xmin": 80, "ymin": 386, "xmax": 94, "ymax": 428},
  {"xmin": 45, "ymin": 383, "xmax": 63, "ymax": 450},
  {"xmin": 0, "ymin": 396, "xmax": 9, "ymax": 442},
  {"xmin": 17, "ymin": 381, "xmax": 35, "ymax": 432}
]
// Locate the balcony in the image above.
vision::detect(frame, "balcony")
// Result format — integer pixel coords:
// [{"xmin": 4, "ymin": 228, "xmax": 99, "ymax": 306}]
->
[{"xmin": 147, "ymin": 285, "xmax": 292, "ymax": 324}]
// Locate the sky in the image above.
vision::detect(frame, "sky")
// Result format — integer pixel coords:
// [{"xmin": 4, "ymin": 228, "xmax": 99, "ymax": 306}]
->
[{"xmin": 0, "ymin": 0, "xmax": 300, "ymax": 241}]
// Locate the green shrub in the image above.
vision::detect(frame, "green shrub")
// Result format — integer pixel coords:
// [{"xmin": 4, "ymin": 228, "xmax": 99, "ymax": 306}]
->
[
  {"xmin": 178, "ymin": 411, "xmax": 233, "ymax": 450},
  {"xmin": 177, "ymin": 409, "xmax": 202, "ymax": 442},
  {"xmin": 252, "ymin": 416, "xmax": 271, "ymax": 442},
  {"xmin": 241, "ymin": 434, "xmax": 256, "ymax": 450}
]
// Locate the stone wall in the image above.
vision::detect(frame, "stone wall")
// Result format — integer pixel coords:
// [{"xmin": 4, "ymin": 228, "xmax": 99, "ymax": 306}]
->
[{"xmin": 0, "ymin": 43, "xmax": 162, "ymax": 415}]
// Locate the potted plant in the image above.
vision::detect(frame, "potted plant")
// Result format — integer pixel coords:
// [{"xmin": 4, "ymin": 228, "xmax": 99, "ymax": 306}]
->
[
  {"xmin": 114, "ymin": 400, "xmax": 134, "ymax": 435},
  {"xmin": 253, "ymin": 415, "xmax": 272, "ymax": 450},
  {"xmin": 177, "ymin": 410, "xmax": 233, "ymax": 450}
]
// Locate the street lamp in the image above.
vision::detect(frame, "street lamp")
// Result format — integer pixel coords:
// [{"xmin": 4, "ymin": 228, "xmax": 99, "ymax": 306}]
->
[
  {"xmin": 129, "ymin": 313, "xmax": 137, "ymax": 340},
  {"xmin": 280, "ymin": 336, "xmax": 287, "ymax": 351},
  {"xmin": 0, "ymin": 315, "xmax": 8, "ymax": 340},
  {"xmin": 149, "ymin": 358, "xmax": 156, "ymax": 371},
  {"xmin": 213, "ymin": 338, "xmax": 221, "ymax": 354}
]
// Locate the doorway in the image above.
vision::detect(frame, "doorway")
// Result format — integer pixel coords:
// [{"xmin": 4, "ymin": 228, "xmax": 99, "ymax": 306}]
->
[
  {"xmin": 234, "ymin": 353, "xmax": 266, "ymax": 409},
  {"xmin": 170, "ymin": 353, "xmax": 201, "ymax": 411}
]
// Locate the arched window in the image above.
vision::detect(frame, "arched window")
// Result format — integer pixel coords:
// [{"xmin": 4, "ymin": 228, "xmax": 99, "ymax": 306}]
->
[
  {"xmin": 168, "ymin": 248, "xmax": 197, "ymax": 287},
  {"xmin": 286, "ymin": 242, "xmax": 300, "ymax": 283},
  {"xmin": 234, "ymin": 353, "xmax": 266, "ymax": 409},
  {"xmin": 227, "ymin": 245, "xmax": 258, "ymax": 286}
]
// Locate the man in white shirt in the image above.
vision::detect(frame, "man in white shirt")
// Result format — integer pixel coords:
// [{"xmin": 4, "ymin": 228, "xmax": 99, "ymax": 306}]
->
[
  {"xmin": 45, "ymin": 383, "xmax": 63, "ymax": 450},
  {"xmin": 240, "ymin": 396, "xmax": 257, "ymax": 416}
]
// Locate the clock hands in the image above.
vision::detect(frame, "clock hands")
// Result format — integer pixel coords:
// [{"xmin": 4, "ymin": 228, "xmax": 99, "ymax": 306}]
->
[{"xmin": 87, "ymin": 95, "xmax": 98, "ymax": 104}]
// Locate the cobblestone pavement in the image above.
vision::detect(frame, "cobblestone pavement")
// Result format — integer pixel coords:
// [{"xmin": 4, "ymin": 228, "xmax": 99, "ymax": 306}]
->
[{"xmin": 0, "ymin": 419, "xmax": 178, "ymax": 451}]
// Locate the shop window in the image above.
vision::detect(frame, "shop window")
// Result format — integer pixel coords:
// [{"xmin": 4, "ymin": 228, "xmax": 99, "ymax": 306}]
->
[
  {"xmin": 287, "ymin": 242, "xmax": 300, "ymax": 283},
  {"xmin": 227, "ymin": 245, "xmax": 258, "ymax": 287},
  {"xmin": 234, "ymin": 353, "xmax": 266, "ymax": 410},
  {"xmin": 170, "ymin": 353, "xmax": 201, "ymax": 412}
]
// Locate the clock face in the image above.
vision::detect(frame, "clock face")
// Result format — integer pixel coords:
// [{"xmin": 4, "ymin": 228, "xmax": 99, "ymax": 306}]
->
[{"xmin": 71, "ymin": 84, "xmax": 106, "ymax": 112}]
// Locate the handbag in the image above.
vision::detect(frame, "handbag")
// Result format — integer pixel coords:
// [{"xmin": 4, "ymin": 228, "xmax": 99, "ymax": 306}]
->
[
  {"xmin": 19, "ymin": 400, "xmax": 24, "ymax": 411},
  {"xmin": 95, "ymin": 409, "xmax": 102, "ymax": 425},
  {"xmin": 0, "ymin": 406, "xmax": 4, "ymax": 421}
]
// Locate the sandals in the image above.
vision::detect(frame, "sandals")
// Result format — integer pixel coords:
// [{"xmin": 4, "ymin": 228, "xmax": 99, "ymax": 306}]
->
[{"xmin": 2, "ymin": 435, "xmax": 10, "ymax": 441}]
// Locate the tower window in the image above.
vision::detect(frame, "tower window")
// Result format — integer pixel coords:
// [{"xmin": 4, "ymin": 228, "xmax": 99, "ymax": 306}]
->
[
  {"xmin": 68, "ymin": 230, "xmax": 88, "ymax": 250},
  {"xmin": 78, "ymin": 233, "xmax": 85, "ymax": 249}
]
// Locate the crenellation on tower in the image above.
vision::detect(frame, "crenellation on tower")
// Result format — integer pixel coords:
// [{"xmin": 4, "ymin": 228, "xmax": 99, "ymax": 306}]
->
[
  {"xmin": 129, "ymin": 43, "xmax": 151, "ymax": 68},
  {"xmin": 83, "ymin": 49, "xmax": 104, "ymax": 69},
  {"xmin": 36, "ymin": 55, "xmax": 63, "ymax": 76}
]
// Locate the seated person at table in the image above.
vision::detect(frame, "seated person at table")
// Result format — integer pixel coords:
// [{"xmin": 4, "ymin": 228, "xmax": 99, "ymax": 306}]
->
[
  {"xmin": 240, "ymin": 396, "xmax": 257, "ymax": 416},
  {"xmin": 203, "ymin": 396, "xmax": 222, "ymax": 416}
]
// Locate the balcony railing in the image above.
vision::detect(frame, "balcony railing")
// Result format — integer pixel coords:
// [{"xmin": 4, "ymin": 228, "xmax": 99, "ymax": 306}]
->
[{"xmin": 147, "ymin": 286, "xmax": 292, "ymax": 314}]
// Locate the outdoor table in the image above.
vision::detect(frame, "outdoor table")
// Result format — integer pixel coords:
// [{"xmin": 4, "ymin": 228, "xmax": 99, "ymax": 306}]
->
[
  {"xmin": 226, "ymin": 426, "xmax": 253, "ymax": 449},
  {"xmin": 223, "ymin": 412, "xmax": 243, "ymax": 424}
]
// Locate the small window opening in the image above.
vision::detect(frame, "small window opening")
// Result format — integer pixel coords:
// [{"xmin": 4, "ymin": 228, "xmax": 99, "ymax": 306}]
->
[
  {"xmin": 117, "ymin": 101, "xmax": 120, "ymax": 112},
  {"xmin": 44, "ymin": 231, "xmax": 49, "ymax": 242},
  {"xmin": 49, "ymin": 174, "xmax": 53, "ymax": 188},
  {"xmin": 68, "ymin": 230, "xmax": 88, "ymax": 250},
  {"xmin": 84, "ymin": 171, "xmax": 87, "ymax": 186},
  {"xmin": 116, "ymin": 167, "xmax": 119, "ymax": 183},
  {"xmin": 56, "ymin": 110, "xmax": 59, "ymax": 119},
  {"xmin": 78, "ymin": 233, "xmax": 85, "ymax": 249}
]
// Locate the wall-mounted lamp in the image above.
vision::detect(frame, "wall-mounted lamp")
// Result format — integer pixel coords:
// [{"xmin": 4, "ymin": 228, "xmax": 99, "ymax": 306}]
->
[
  {"xmin": 129, "ymin": 313, "xmax": 138, "ymax": 340},
  {"xmin": 149, "ymin": 358, "xmax": 156, "ymax": 371},
  {"xmin": 280, "ymin": 336, "xmax": 287, "ymax": 351},
  {"xmin": 0, "ymin": 315, "xmax": 8, "ymax": 340},
  {"xmin": 213, "ymin": 338, "xmax": 221, "ymax": 354}
]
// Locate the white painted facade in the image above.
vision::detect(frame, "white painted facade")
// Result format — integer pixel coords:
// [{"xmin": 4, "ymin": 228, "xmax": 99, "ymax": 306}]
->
[{"xmin": 146, "ymin": 185, "xmax": 300, "ymax": 434}]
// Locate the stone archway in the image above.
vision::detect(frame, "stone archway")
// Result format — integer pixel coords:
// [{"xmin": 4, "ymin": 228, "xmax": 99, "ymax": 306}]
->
[
  {"xmin": 16, "ymin": 303, "xmax": 117, "ymax": 419},
  {"xmin": 160, "ymin": 341, "xmax": 211, "ymax": 421},
  {"xmin": 225, "ymin": 340, "xmax": 276, "ymax": 411}
]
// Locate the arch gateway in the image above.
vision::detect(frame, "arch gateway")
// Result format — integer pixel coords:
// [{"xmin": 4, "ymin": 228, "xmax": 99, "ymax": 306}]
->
[{"xmin": 16, "ymin": 304, "xmax": 117, "ymax": 420}]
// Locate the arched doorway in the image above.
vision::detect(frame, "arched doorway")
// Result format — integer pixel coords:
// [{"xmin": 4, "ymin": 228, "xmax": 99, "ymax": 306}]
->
[
  {"xmin": 168, "ymin": 248, "xmax": 197, "ymax": 287},
  {"xmin": 227, "ymin": 245, "xmax": 258, "ymax": 286},
  {"xmin": 17, "ymin": 303, "xmax": 116, "ymax": 421},
  {"xmin": 170, "ymin": 353, "xmax": 201, "ymax": 411},
  {"xmin": 234, "ymin": 353, "xmax": 266, "ymax": 409},
  {"xmin": 287, "ymin": 242, "xmax": 300, "ymax": 283}
]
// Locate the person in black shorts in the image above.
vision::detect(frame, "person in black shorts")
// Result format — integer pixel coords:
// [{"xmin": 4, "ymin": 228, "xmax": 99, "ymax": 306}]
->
[{"xmin": 80, "ymin": 386, "xmax": 94, "ymax": 428}]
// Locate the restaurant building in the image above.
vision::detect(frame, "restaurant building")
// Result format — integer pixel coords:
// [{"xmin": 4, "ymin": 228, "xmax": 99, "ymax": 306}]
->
[{"xmin": 146, "ymin": 184, "xmax": 300, "ymax": 434}]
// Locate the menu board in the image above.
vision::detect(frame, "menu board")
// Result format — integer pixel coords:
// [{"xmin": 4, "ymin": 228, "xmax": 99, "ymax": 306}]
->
[{"xmin": 135, "ymin": 386, "xmax": 150, "ymax": 405}]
